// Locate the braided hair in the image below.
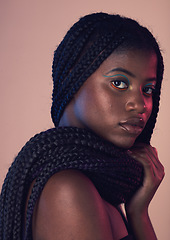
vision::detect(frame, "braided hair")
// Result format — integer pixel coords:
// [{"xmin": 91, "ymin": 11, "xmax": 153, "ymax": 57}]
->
[
  {"xmin": 0, "ymin": 12, "xmax": 164, "ymax": 240},
  {"xmin": 51, "ymin": 12, "xmax": 164, "ymax": 143}
]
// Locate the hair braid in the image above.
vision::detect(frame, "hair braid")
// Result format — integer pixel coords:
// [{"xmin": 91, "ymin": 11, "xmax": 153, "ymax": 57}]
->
[
  {"xmin": 52, "ymin": 33, "xmax": 127, "ymax": 125},
  {"xmin": 52, "ymin": 17, "xmax": 98, "ymax": 84},
  {"xmin": 0, "ymin": 12, "xmax": 164, "ymax": 240},
  {"xmin": 0, "ymin": 126, "xmax": 143, "ymax": 239},
  {"xmin": 53, "ymin": 28, "xmax": 94, "ymax": 97},
  {"xmin": 51, "ymin": 12, "xmax": 164, "ymax": 144}
]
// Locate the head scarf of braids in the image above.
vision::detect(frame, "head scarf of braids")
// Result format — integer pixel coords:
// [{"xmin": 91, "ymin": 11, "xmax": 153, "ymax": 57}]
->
[
  {"xmin": 51, "ymin": 12, "xmax": 164, "ymax": 144},
  {"xmin": 0, "ymin": 12, "xmax": 164, "ymax": 240}
]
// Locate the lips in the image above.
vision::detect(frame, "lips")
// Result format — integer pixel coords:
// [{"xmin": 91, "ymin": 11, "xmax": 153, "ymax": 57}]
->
[{"xmin": 119, "ymin": 118, "xmax": 145, "ymax": 135}]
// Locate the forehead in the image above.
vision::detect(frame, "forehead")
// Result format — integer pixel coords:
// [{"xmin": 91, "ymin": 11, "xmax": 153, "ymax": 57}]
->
[{"xmin": 98, "ymin": 49, "xmax": 157, "ymax": 78}]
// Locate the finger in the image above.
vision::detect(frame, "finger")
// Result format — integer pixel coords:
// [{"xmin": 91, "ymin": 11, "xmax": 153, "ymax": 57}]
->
[
  {"xmin": 130, "ymin": 144, "xmax": 163, "ymax": 172},
  {"xmin": 127, "ymin": 147, "xmax": 164, "ymax": 183},
  {"xmin": 142, "ymin": 145, "xmax": 164, "ymax": 177}
]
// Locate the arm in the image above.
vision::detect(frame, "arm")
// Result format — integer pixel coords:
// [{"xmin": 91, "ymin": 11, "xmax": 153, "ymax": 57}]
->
[
  {"xmin": 32, "ymin": 169, "xmax": 113, "ymax": 240},
  {"xmin": 126, "ymin": 144, "xmax": 165, "ymax": 240}
]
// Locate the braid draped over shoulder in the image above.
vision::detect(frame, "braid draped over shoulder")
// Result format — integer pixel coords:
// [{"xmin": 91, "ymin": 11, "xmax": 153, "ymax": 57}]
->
[
  {"xmin": 0, "ymin": 127, "xmax": 143, "ymax": 239},
  {"xmin": 0, "ymin": 12, "xmax": 164, "ymax": 240}
]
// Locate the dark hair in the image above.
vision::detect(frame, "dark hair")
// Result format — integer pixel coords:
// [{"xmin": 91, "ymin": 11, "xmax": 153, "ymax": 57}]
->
[
  {"xmin": 51, "ymin": 12, "xmax": 164, "ymax": 143},
  {"xmin": 0, "ymin": 12, "xmax": 164, "ymax": 240}
]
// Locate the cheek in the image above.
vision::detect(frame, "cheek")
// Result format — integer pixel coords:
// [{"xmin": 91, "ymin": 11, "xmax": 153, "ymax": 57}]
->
[
  {"xmin": 74, "ymin": 87, "xmax": 113, "ymax": 124},
  {"xmin": 73, "ymin": 88, "xmax": 98, "ymax": 123}
]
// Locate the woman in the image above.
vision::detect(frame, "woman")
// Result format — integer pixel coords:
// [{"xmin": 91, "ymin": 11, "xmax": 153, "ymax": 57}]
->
[{"xmin": 0, "ymin": 12, "xmax": 164, "ymax": 240}]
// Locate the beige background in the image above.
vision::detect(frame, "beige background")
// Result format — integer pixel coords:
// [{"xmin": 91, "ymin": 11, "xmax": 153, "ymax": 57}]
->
[{"xmin": 0, "ymin": 0, "xmax": 169, "ymax": 239}]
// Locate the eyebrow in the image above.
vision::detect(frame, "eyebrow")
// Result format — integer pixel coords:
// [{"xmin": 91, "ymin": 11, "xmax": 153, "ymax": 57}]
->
[{"xmin": 105, "ymin": 67, "xmax": 157, "ymax": 82}]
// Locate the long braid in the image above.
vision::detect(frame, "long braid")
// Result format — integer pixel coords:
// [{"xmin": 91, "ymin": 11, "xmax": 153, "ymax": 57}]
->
[
  {"xmin": 51, "ymin": 13, "xmax": 164, "ymax": 141},
  {"xmin": 51, "ymin": 14, "xmax": 126, "ymax": 125},
  {"xmin": 1, "ymin": 127, "xmax": 143, "ymax": 239},
  {"xmin": 0, "ymin": 12, "xmax": 164, "ymax": 240},
  {"xmin": 53, "ymin": 34, "xmax": 127, "ymax": 123},
  {"xmin": 22, "ymin": 127, "xmax": 143, "ymax": 238},
  {"xmin": 51, "ymin": 15, "xmax": 99, "ymax": 84}
]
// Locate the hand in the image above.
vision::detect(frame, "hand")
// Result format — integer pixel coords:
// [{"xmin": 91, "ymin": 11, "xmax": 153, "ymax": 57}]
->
[{"xmin": 126, "ymin": 143, "xmax": 165, "ymax": 215}]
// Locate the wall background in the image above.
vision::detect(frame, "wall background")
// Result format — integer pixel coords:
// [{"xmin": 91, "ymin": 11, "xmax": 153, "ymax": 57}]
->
[{"xmin": 0, "ymin": 0, "xmax": 169, "ymax": 239}]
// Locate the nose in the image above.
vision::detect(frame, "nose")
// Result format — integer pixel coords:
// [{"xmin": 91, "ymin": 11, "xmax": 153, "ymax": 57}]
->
[{"xmin": 125, "ymin": 91, "xmax": 146, "ymax": 114}]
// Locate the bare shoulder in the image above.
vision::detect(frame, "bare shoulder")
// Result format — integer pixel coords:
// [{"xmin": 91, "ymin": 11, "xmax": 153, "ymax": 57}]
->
[{"xmin": 32, "ymin": 169, "xmax": 113, "ymax": 240}]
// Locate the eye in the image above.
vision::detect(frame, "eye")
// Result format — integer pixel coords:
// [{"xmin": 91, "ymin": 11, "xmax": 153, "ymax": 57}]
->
[
  {"xmin": 111, "ymin": 80, "xmax": 128, "ymax": 90},
  {"xmin": 143, "ymin": 83, "xmax": 156, "ymax": 96},
  {"xmin": 103, "ymin": 74, "xmax": 129, "ymax": 91}
]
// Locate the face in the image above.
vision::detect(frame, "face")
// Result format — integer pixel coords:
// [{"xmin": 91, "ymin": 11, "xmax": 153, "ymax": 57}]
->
[{"xmin": 59, "ymin": 49, "xmax": 157, "ymax": 149}]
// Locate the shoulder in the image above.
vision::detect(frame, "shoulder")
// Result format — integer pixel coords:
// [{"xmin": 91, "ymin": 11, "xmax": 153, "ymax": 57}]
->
[
  {"xmin": 32, "ymin": 169, "xmax": 113, "ymax": 240},
  {"xmin": 36, "ymin": 169, "xmax": 102, "ymax": 207},
  {"xmin": 42, "ymin": 169, "xmax": 98, "ymax": 198}
]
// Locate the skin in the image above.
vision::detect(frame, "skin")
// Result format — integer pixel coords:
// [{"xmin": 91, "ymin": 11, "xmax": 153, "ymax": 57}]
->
[
  {"xmin": 59, "ymin": 49, "xmax": 157, "ymax": 148},
  {"xmin": 29, "ymin": 49, "xmax": 164, "ymax": 240}
]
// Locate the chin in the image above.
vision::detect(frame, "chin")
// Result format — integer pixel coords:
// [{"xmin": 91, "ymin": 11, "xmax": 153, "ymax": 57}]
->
[{"xmin": 107, "ymin": 136, "xmax": 136, "ymax": 149}]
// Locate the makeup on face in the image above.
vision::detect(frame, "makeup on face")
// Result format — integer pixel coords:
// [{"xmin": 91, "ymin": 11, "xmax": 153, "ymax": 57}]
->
[
  {"xmin": 103, "ymin": 68, "xmax": 156, "ymax": 97},
  {"xmin": 103, "ymin": 74, "xmax": 130, "ymax": 91},
  {"xmin": 59, "ymin": 49, "xmax": 157, "ymax": 148}
]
